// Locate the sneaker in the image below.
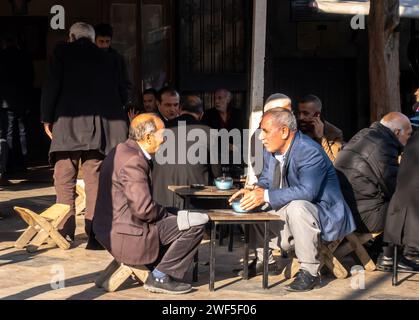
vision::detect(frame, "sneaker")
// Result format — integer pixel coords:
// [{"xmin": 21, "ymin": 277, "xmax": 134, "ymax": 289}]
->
[
  {"xmin": 405, "ymin": 254, "xmax": 419, "ymax": 265},
  {"xmin": 284, "ymin": 269, "xmax": 320, "ymax": 292},
  {"xmin": 376, "ymin": 254, "xmax": 394, "ymax": 272},
  {"xmin": 237, "ymin": 259, "xmax": 280, "ymax": 278},
  {"xmin": 376, "ymin": 254, "xmax": 419, "ymax": 272},
  {"xmin": 143, "ymin": 273, "xmax": 192, "ymax": 295}
]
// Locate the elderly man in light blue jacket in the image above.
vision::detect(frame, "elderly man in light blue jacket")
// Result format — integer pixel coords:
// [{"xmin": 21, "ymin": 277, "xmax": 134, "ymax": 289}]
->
[{"xmin": 230, "ymin": 108, "xmax": 355, "ymax": 292}]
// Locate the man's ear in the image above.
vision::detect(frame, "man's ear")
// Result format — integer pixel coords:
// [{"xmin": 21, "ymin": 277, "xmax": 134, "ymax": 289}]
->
[
  {"xmin": 394, "ymin": 128, "xmax": 401, "ymax": 138},
  {"xmin": 145, "ymin": 133, "xmax": 152, "ymax": 146},
  {"xmin": 282, "ymin": 127, "xmax": 290, "ymax": 139}
]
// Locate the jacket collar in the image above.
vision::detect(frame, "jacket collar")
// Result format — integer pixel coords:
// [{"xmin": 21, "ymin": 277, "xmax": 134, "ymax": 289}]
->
[
  {"xmin": 271, "ymin": 131, "xmax": 300, "ymax": 168},
  {"xmin": 324, "ymin": 120, "xmax": 343, "ymax": 141},
  {"xmin": 125, "ymin": 139, "xmax": 153, "ymax": 169},
  {"xmin": 73, "ymin": 37, "xmax": 93, "ymax": 45},
  {"xmin": 126, "ymin": 138, "xmax": 140, "ymax": 151},
  {"xmin": 371, "ymin": 122, "xmax": 404, "ymax": 152}
]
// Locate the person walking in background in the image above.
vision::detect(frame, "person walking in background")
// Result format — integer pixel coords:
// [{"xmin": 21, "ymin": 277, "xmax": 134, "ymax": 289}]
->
[{"xmin": 41, "ymin": 22, "xmax": 128, "ymax": 248}]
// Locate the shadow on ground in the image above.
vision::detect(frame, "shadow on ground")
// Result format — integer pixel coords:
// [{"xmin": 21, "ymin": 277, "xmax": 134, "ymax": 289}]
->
[{"xmin": 1, "ymin": 271, "xmax": 103, "ymax": 300}]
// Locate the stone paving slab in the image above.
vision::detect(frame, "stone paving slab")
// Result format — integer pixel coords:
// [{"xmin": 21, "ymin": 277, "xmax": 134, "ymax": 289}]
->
[{"xmin": 0, "ymin": 181, "xmax": 418, "ymax": 300}]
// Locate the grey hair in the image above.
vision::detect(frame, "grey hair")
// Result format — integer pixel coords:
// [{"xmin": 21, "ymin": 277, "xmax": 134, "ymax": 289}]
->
[
  {"xmin": 69, "ymin": 22, "xmax": 95, "ymax": 42},
  {"xmin": 215, "ymin": 88, "xmax": 232, "ymax": 100},
  {"xmin": 263, "ymin": 108, "xmax": 298, "ymax": 131},
  {"xmin": 264, "ymin": 93, "xmax": 292, "ymax": 112},
  {"xmin": 129, "ymin": 119, "xmax": 158, "ymax": 141}
]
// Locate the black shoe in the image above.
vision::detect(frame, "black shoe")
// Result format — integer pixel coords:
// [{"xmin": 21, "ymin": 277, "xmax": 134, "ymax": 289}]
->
[
  {"xmin": 59, "ymin": 231, "xmax": 75, "ymax": 243},
  {"xmin": 143, "ymin": 273, "xmax": 192, "ymax": 295},
  {"xmin": 0, "ymin": 176, "xmax": 11, "ymax": 186},
  {"xmin": 284, "ymin": 269, "xmax": 320, "ymax": 292},
  {"xmin": 405, "ymin": 255, "xmax": 419, "ymax": 265},
  {"xmin": 85, "ymin": 237, "xmax": 105, "ymax": 251},
  {"xmin": 376, "ymin": 254, "xmax": 419, "ymax": 272},
  {"xmin": 237, "ymin": 259, "xmax": 280, "ymax": 278}
]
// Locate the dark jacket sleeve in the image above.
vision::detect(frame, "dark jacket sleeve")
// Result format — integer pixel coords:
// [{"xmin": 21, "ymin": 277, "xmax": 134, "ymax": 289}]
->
[
  {"xmin": 117, "ymin": 53, "xmax": 132, "ymax": 106},
  {"xmin": 370, "ymin": 144, "xmax": 400, "ymax": 198},
  {"xmin": 40, "ymin": 45, "xmax": 64, "ymax": 123},
  {"xmin": 120, "ymin": 156, "xmax": 166, "ymax": 223}
]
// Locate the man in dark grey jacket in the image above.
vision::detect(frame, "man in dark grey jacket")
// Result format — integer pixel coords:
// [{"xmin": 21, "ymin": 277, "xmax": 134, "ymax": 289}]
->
[
  {"xmin": 335, "ymin": 112, "xmax": 412, "ymax": 233},
  {"xmin": 40, "ymin": 22, "xmax": 128, "ymax": 245},
  {"xmin": 334, "ymin": 112, "xmax": 412, "ymax": 270}
]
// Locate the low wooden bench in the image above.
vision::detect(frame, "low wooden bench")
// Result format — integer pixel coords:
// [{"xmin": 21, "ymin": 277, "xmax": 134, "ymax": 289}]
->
[
  {"xmin": 283, "ymin": 239, "xmax": 348, "ymax": 279},
  {"xmin": 334, "ymin": 232, "xmax": 382, "ymax": 272},
  {"xmin": 95, "ymin": 259, "xmax": 149, "ymax": 292},
  {"xmin": 75, "ymin": 180, "xmax": 86, "ymax": 216},
  {"xmin": 14, "ymin": 204, "xmax": 72, "ymax": 253},
  {"xmin": 283, "ymin": 232, "xmax": 381, "ymax": 279}
]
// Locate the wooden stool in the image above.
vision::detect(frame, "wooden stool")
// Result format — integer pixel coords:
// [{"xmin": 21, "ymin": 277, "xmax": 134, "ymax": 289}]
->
[
  {"xmin": 95, "ymin": 259, "xmax": 149, "ymax": 292},
  {"xmin": 334, "ymin": 232, "xmax": 382, "ymax": 272},
  {"xmin": 283, "ymin": 239, "xmax": 348, "ymax": 279},
  {"xmin": 75, "ymin": 180, "xmax": 86, "ymax": 216},
  {"xmin": 14, "ymin": 204, "xmax": 72, "ymax": 253},
  {"xmin": 284, "ymin": 232, "xmax": 382, "ymax": 280}
]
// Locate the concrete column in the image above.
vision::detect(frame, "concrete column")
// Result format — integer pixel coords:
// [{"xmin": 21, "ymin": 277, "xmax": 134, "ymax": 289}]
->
[{"xmin": 246, "ymin": 0, "xmax": 267, "ymax": 185}]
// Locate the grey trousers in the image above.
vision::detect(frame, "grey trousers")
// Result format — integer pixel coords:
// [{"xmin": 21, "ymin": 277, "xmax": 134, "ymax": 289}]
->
[{"xmin": 250, "ymin": 200, "xmax": 321, "ymax": 276}]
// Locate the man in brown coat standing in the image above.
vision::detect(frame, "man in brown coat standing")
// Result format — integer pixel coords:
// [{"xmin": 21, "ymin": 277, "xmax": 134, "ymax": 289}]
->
[{"xmin": 93, "ymin": 114, "xmax": 205, "ymax": 294}]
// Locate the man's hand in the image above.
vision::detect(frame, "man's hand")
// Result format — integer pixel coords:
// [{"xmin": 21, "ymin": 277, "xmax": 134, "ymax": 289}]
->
[
  {"xmin": 128, "ymin": 108, "xmax": 140, "ymax": 122},
  {"xmin": 239, "ymin": 188, "xmax": 266, "ymax": 211},
  {"xmin": 229, "ymin": 188, "xmax": 266, "ymax": 211},
  {"xmin": 311, "ymin": 116, "xmax": 325, "ymax": 139},
  {"xmin": 228, "ymin": 189, "xmax": 250, "ymax": 204},
  {"xmin": 43, "ymin": 123, "xmax": 53, "ymax": 140}
]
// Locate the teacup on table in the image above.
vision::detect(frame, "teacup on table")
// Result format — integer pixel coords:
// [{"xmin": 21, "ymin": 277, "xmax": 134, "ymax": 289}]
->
[
  {"xmin": 230, "ymin": 198, "xmax": 254, "ymax": 214},
  {"xmin": 214, "ymin": 176, "xmax": 234, "ymax": 190}
]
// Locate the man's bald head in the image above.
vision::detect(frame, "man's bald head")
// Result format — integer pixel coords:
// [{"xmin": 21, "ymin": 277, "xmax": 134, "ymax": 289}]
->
[
  {"xmin": 130, "ymin": 113, "xmax": 165, "ymax": 154},
  {"xmin": 264, "ymin": 93, "xmax": 292, "ymax": 112},
  {"xmin": 380, "ymin": 112, "xmax": 413, "ymax": 146}
]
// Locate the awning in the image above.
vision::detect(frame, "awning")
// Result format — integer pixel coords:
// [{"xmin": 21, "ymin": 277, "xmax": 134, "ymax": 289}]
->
[{"xmin": 312, "ymin": 0, "xmax": 419, "ymax": 18}]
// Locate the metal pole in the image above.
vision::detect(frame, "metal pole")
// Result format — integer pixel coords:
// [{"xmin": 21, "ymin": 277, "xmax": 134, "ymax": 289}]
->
[
  {"xmin": 263, "ymin": 221, "xmax": 269, "ymax": 289},
  {"xmin": 243, "ymin": 224, "xmax": 250, "ymax": 280},
  {"xmin": 209, "ymin": 221, "xmax": 217, "ymax": 291},
  {"xmin": 392, "ymin": 245, "xmax": 398, "ymax": 286}
]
